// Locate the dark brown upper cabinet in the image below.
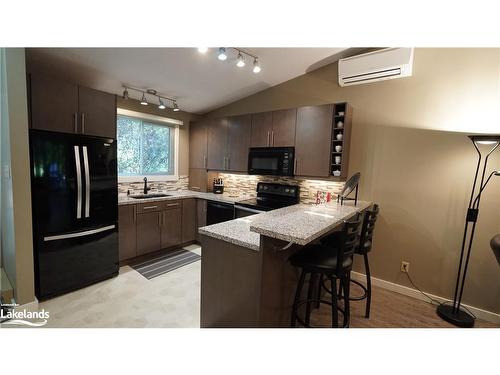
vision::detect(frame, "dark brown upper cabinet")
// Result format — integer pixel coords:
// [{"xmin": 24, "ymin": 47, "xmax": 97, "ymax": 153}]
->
[
  {"xmin": 207, "ymin": 118, "xmax": 228, "ymax": 170},
  {"xmin": 30, "ymin": 74, "xmax": 79, "ymax": 134},
  {"xmin": 29, "ymin": 74, "xmax": 117, "ymax": 138},
  {"xmin": 271, "ymin": 108, "xmax": 296, "ymax": 147},
  {"xmin": 189, "ymin": 120, "xmax": 209, "ymax": 169},
  {"xmin": 250, "ymin": 112, "xmax": 273, "ymax": 147},
  {"xmin": 227, "ymin": 115, "xmax": 251, "ymax": 172},
  {"xmin": 295, "ymin": 104, "xmax": 334, "ymax": 177},
  {"xmin": 250, "ymin": 109, "xmax": 296, "ymax": 148},
  {"xmin": 78, "ymin": 86, "xmax": 117, "ymax": 139}
]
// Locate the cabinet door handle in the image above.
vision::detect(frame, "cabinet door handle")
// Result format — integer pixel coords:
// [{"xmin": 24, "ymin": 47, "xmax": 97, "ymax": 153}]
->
[
  {"xmin": 271, "ymin": 131, "xmax": 274, "ymax": 146},
  {"xmin": 143, "ymin": 205, "xmax": 158, "ymax": 210},
  {"xmin": 74, "ymin": 113, "xmax": 78, "ymax": 133},
  {"xmin": 267, "ymin": 131, "xmax": 270, "ymax": 146},
  {"xmin": 294, "ymin": 158, "xmax": 298, "ymax": 174},
  {"xmin": 166, "ymin": 203, "xmax": 180, "ymax": 207},
  {"xmin": 203, "ymin": 155, "xmax": 207, "ymax": 169},
  {"xmin": 158, "ymin": 212, "xmax": 161, "ymax": 227},
  {"xmin": 81, "ymin": 113, "xmax": 86, "ymax": 134},
  {"xmin": 191, "ymin": 186, "xmax": 200, "ymax": 191}
]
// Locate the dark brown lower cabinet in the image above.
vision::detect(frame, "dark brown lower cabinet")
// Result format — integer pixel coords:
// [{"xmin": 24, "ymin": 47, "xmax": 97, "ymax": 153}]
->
[
  {"xmin": 182, "ymin": 199, "xmax": 197, "ymax": 243},
  {"xmin": 196, "ymin": 199, "xmax": 207, "ymax": 242},
  {"xmin": 136, "ymin": 211, "xmax": 161, "ymax": 256},
  {"xmin": 161, "ymin": 202, "xmax": 183, "ymax": 249},
  {"xmin": 118, "ymin": 205, "xmax": 137, "ymax": 261}
]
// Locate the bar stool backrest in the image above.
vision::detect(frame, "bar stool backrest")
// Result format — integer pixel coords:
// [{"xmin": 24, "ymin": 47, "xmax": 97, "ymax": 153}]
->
[
  {"xmin": 357, "ymin": 204, "xmax": 379, "ymax": 254},
  {"xmin": 336, "ymin": 219, "xmax": 362, "ymax": 274}
]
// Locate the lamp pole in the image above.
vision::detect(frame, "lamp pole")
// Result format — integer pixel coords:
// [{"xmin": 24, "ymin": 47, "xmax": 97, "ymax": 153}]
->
[{"xmin": 436, "ymin": 135, "xmax": 500, "ymax": 327}]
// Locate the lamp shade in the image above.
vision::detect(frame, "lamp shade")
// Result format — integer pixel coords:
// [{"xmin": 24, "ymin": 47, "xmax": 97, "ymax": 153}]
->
[{"xmin": 468, "ymin": 135, "xmax": 500, "ymax": 145}]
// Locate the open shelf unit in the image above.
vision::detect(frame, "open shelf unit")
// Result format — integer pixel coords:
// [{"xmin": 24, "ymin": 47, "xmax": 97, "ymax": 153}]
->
[{"xmin": 330, "ymin": 102, "xmax": 353, "ymax": 180}]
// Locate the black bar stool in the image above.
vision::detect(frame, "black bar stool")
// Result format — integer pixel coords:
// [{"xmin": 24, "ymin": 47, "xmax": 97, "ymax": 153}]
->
[
  {"xmin": 290, "ymin": 219, "xmax": 362, "ymax": 328},
  {"xmin": 321, "ymin": 204, "xmax": 379, "ymax": 318}
]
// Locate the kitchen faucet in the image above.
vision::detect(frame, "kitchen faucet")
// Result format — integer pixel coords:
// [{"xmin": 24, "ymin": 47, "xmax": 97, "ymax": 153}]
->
[{"xmin": 143, "ymin": 177, "xmax": 151, "ymax": 195}]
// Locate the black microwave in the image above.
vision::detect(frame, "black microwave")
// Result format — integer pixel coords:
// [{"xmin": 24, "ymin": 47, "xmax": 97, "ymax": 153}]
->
[{"xmin": 248, "ymin": 147, "xmax": 295, "ymax": 176}]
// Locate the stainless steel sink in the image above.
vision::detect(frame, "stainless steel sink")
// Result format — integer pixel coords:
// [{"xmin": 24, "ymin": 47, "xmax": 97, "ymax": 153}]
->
[{"xmin": 129, "ymin": 193, "xmax": 171, "ymax": 199}]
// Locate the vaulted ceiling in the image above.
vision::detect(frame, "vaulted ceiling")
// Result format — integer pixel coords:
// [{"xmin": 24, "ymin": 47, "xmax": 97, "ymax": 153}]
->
[{"xmin": 26, "ymin": 48, "xmax": 358, "ymax": 114}]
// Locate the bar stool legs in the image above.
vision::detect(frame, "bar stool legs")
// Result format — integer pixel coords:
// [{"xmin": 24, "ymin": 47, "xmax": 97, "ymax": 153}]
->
[
  {"xmin": 363, "ymin": 253, "xmax": 372, "ymax": 319},
  {"xmin": 331, "ymin": 277, "xmax": 339, "ymax": 328},
  {"xmin": 291, "ymin": 270, "xmax": 306, "ymax": 328}
]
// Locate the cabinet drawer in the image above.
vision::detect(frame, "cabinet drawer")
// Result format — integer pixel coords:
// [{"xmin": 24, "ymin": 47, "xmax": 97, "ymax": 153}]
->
[
  {"xmin": 136, "ymin": 202, "xmax": 163, "ymax": 213},
  {"xmin": 163, "ymin": 200, "xmax": 183, "ymax": 210}
]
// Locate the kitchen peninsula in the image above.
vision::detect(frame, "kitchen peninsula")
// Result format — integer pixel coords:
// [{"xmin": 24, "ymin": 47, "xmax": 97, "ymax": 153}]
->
[{"xmin": 199, "ymin": 200, "xmax": 372, "ymax": 328}]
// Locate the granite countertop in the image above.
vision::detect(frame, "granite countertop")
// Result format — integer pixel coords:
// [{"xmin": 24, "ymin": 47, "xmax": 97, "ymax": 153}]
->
[
  {"xmin": 198, "ymin": 199, "xmax": 373, "ymax": 251},
  {"xmin": 198, "ymin": 215, "xmax": 262, "ymax": 251},
  {"xmin": 118, "ymin": 190, "xmax": 253, "ymax": 206},
  {"xmin": 249, "ymin": 200, "xmax": 373, "ymax": 246}
]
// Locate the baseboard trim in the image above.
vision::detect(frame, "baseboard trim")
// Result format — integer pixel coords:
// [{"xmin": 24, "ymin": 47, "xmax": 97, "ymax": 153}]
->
[{"xmin": 350, "ymin": 271, "xmax": 500, "ymax": 326}]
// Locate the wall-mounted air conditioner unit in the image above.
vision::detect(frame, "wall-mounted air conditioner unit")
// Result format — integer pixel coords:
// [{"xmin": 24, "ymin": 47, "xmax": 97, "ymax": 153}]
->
[{"xmin": 338, "ymin": 48, "xmax": 414, "ymax": 87}]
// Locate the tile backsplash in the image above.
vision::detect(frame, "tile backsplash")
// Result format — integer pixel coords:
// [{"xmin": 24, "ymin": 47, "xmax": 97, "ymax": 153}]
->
[
  {"xmin": 218, "ymin": 173, "xmax": 345, "ymax": 204},
  {"xmin": 118, "ymin": 175, "xmax": 189, "ymax": 194}
]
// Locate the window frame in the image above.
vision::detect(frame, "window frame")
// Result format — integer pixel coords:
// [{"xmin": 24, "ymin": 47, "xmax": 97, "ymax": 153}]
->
[{"xmin": 116, "ymin": 108, "xmax": 182, "ymax": 182}]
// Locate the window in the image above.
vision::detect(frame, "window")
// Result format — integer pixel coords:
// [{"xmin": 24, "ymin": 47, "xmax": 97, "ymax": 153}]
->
[{"xmin": 117, "ymin": 111, "xmax": 179, "ymax": 180}]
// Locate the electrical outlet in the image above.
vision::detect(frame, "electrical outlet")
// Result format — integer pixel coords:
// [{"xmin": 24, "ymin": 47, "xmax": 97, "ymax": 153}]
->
[{"xmin": 401, "ymin": 261, "xmax": 410, "ymax": 273}]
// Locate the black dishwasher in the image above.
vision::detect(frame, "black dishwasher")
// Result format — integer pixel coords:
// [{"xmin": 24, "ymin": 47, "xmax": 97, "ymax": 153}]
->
[{"xmin": 206, "ymin": 201, "xmax": 235, "ymax": 225}]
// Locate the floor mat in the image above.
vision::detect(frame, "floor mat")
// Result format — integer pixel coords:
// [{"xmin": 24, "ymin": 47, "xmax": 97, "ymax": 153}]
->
[{"xmin": 131, "ymin": 249, "xmax": 201, "ymax": 280}]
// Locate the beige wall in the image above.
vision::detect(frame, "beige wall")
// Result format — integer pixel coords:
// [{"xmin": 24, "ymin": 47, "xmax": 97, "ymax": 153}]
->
[
  {"xmin": 207, "ymin": 48, "xmax": 500, "ymax": 314},
  {"xmin": 1, "ymin": 48, "xmax": 35, "ymax": 305},
  {"xmin": 116, "ymin": 97, "xmax": 200, "ymax": 176}
]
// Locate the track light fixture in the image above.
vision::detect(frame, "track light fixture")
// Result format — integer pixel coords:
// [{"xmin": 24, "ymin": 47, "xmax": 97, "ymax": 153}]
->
[
  {"xmin": 158, "ymin": 98, "xmax": 166, "ymax": 110},
  {"xmin": 218, "ymin": 47, "xmax": 227, "ymax": 61},
  {"xmin": 236, "ymin": 52, "xmax": 245, "ymax": 67},
  {"xmin": 200, "ymin": 47, "xmax": 261, "ymax": 73},
  {"xmin": 122, "ymin": 85, "xmax": 180, "ymax": 112},
  {"xmin": 252, "ymin": 58, "xmax": 261, "ymax": 73}
]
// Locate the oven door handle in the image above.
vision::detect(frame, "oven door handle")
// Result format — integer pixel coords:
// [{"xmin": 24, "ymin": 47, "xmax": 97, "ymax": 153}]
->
[{"xmin": 234, "ymin": 205, "xmax": 264, "ymax": 214}]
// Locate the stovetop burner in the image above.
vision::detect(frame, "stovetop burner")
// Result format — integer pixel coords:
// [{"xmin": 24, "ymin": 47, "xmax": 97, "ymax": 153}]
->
[{"xmin": 236, "ymin": 182, "xmax": 300, "ymax": 212}]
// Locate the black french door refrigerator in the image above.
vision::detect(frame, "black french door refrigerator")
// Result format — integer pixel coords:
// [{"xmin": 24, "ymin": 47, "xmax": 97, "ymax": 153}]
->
[{"xmin": 30, "ymin": 129, "xmax": 119, "ymax": 300}]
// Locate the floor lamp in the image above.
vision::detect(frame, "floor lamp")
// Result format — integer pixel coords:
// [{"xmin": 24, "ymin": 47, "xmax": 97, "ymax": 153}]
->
[{"xmin": 437, "ymin": 135, "xmax": 500, "ymax": 327}]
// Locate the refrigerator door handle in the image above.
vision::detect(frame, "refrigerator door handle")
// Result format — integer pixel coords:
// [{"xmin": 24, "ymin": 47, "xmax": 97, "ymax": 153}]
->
[
  {"xmin": 82, "ymin": 146, "xmax": 90, "ymax": 218},
  {"xmin": 43, "ymin": 225, "xmax": 116, "ymax": 242},
  {"xmin": 74, "ymin": 146, "xmax": 82, "ymax": 219}
]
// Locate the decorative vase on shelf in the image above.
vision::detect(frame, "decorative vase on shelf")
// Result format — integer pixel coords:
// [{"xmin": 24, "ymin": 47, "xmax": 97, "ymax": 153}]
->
[
  {"xmin": 337, "ymin": 121, "xmax": 344, "ymax": 128},
  {"xmin": 336, "ymin": 133, "xmax": 343, "ymax": 141},
  {"xmin": 333, "ymin": 170, "xmax": 341, "ymax": 177}
]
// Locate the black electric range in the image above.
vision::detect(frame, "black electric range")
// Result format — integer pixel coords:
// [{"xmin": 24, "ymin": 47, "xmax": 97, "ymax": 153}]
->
[{"xmin": 234, "ymin": 182, "xmax": 300, "ymax": 218}]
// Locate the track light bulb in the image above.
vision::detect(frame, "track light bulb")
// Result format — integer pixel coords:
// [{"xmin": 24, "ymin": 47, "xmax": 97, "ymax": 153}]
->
[
  {"xmin": 158, "ymin": 99, "xmax": 166, "ymax": 110},
  {"xmin": 122, "ymin": 88, "xmax": 129, "ymax": 99},
  {"xmin": 198, "ymin": 47, "xmax": 208, "ymax": 53},
  {"xmin": 236, "ymin": 53, "xmax": 245, "ymax": 67},
  {"xmin": 253, "ymin": 59, "xmax": 261, "ymax": 73},
  {"xmin": 218, "ymin": 47, "xmax": 227, "ymax": 61},
  {"xmin": 173, "ymin": 102, "xmax": 180, "ymax": 112},
  {"xmin": 140, "ymin": 93, "xmax": 148, "ymax": 106}
]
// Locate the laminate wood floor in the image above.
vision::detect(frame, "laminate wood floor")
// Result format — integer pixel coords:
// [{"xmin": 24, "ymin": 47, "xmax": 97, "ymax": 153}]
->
[
  {"xmin": 310, "ymin": 282, "xmax": 498, "ymax": 328},
  {"xmin": 8, "ymin": 245, "xmax": 496, "ymax": 328}
]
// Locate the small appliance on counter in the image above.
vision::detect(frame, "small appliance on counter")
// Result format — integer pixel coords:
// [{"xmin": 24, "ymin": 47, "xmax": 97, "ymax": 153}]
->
[{"xmin": 213, "ymin": 178, "xmax": 224, "ymax": 194}]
